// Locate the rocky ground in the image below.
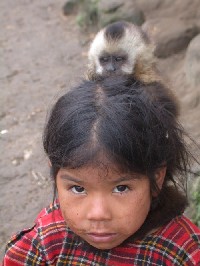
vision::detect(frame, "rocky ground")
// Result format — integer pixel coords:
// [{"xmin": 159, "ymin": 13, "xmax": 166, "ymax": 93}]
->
[{"xmin": 0, "ymin": 0, "xmax": 200, "ymax": 260}]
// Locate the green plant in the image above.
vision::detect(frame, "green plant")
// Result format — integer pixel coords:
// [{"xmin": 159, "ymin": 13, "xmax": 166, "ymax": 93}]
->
[
  {"xmin": 76, "ymin": 0, "xmax": 99, "ymax": 29},
  {"xmin": 191, "ymin": 172, "xmax": 200, "ymax": 227},
  {"xmin": 192, "ymin": 188, "xmax": 200, "ymax": 227}
]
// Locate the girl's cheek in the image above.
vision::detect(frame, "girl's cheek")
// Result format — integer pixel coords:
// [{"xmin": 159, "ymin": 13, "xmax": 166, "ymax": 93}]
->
[
  {"xmin": 61, "ymin": 208, "xmax": 75, "ymax": 223},
  {"xmin": 61, "ymin": 204, "xmax": 79, "ymax": 223}
]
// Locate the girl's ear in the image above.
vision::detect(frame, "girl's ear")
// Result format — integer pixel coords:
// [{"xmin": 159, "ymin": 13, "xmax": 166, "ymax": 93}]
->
[{"xmin": 152, "ymin": 167, "xmax": 166, "ymax": 196}]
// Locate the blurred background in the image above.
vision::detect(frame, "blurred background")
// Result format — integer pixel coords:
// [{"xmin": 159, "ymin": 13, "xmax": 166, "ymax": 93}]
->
[{"xmin": 1, "ymin": 0, "xmax": 200, "ymax": 259}]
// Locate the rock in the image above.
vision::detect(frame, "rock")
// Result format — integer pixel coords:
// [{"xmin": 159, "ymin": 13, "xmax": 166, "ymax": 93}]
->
[
  {"xmin": 183, "ymin": 91, "xmax": 200, "ymax": 109},
  {"xmin": 184, "ymin": 34, "xmax": 200, "ymax": 88},
  {"xmin": 62, "ymin": 0, "xmax": 80, "ymax": 16},
  {"xmin": 98, "ymin": 0, "xmax": 145, "ymax": 27},
  {"xmin": 135, "ymin": 0, "xmax": 195, "ymax": 15},
  {"xmin": 100, "ymin": 8, "xmax": 145, "ymax": 27},
  {"xmin": 98, "ymin": 0, "xmax": 124, "ymax": 13},
  {"xmin": 135, "ymin": 0, "xmax": 162, "ymax": 12},
  {"xmin": 143, "ymin": 18, "xmax": 199, "ymax": 58}
]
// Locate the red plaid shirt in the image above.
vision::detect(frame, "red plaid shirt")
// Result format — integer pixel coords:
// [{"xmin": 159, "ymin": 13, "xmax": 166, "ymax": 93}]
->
[{"xmin": 2, "ymin": 202, "xmax": 200, "ymax": 265}]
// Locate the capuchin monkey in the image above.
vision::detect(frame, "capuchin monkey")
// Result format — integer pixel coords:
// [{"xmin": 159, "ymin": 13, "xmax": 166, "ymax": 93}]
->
[
  {"xmin": 87, "ymin": 21, "xmax": 160, "ymax": 84},
  {"xmin": 87, "ymin": 21, "xmax": 179, "ymax": 117}
]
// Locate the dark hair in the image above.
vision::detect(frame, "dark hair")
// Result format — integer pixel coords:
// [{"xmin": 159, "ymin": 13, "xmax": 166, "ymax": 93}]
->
[
  {"xmin": 104, "ymin": 21, "xmax": 126, "ymax": 41},
  {"xmin": 43, "ymin": 76, "xmax": 194, "ymax": 238}
]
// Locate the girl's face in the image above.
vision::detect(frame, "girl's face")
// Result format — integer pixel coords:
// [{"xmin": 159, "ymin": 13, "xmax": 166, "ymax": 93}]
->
[{"xmin": 56, "ymin": 163, "xmax": 155, "ymax": 250}]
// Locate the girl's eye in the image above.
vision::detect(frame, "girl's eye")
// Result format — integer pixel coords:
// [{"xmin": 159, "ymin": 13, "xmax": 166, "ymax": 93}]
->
[
  {"xmin": 113, "ymin": 185, "xmax": 129, "ymax": 193},
  {"xmin": 71, "ymin": 186, "xmax": 85, "ymax": 194}
]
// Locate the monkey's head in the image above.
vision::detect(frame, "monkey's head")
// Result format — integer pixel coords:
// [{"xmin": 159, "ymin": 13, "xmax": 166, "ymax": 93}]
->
[{"xmin": 87, "ymin": 21, "xmax": 152, "ymax": 80}]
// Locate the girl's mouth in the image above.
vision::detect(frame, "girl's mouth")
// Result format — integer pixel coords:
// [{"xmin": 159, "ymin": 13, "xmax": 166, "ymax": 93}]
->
[{"xmin": 86, "ymin": 232, "xmax": 117, "ymax": 243}]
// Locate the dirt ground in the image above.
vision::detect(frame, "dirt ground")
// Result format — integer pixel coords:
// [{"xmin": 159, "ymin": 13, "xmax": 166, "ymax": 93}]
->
[
  {"xmin": 0, "ymin": 0, "xmax": 200, "ymax": 260},
  {"xmin": 0, "ymin": 0, "xmax": 88, "ymax": 258}
]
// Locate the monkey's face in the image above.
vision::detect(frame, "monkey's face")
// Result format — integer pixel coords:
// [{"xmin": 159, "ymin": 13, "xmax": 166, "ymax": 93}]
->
[
  {"xmin": 97, "ymin": 52, "xmax": 128, "ymax": 77},
  {"xmin": 87, "ymin": 23, "xmax": 145, "ymax": 80}
]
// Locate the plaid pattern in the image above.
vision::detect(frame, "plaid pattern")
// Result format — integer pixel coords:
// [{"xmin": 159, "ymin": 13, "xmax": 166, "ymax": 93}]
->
[{"xmin": 2, "ymin": 202, "xmax": 200, "ymax": 266}]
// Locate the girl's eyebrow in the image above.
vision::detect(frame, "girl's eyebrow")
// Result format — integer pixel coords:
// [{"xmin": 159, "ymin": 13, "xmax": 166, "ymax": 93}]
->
[
  {"xmin": 59, "ymin": 174, "xmax": 138, "ymax": 185},
  {"xmin": 113, "ymin": 175, "xmax": 136, "ymax": 184},
  {"xmin": 60, "ymin": 175, "xmax": 84, "ymax": 185}
]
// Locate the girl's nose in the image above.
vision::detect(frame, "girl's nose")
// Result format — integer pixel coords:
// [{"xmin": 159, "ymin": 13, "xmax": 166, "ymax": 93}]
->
[{"xmin": 86, "ymin": 196, "xmax": 112, "ymax": 221}]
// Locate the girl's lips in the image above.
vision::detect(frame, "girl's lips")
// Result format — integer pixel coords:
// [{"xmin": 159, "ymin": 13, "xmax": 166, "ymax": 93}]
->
[{"xmin": 86, "ymin": 233, "xmax": 117, "ymax": 243}]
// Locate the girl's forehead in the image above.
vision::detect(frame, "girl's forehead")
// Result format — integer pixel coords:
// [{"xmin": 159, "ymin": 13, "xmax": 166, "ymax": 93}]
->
[
  {"xmin": 58, "ymin": 163, "xmax": 144, "ymax": 184},
  {"xmin": 60, "ymin": 163, "xmax": 119, "ymax": 179}
]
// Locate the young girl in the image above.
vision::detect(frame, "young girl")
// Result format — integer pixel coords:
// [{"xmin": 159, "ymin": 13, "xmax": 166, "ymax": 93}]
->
[{"xmin": 3, "ymin": 77, "xmax": 200, "ymax": 265}]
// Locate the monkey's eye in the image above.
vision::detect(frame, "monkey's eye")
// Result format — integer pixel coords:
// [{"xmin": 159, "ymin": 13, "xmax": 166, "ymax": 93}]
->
[
  {"xmin": 115, "ymin": 57, "xmax": 124, "ymax": 62},
  {"xmin": 100, "ymin": 57, "xmax": 109, "ymax": 63}
]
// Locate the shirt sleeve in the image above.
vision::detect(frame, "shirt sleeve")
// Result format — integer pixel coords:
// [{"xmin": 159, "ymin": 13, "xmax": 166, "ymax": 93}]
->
[{"xmin": 2, "ymin": 225, "xmax": 46, "ymax": 266}]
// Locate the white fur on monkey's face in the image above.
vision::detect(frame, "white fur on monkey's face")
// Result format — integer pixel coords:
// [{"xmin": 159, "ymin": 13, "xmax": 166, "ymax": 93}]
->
[
  {"xmin": 88, "ymin": 30, "xmax": 105, "ymax": 75},
  {"xmin": 88, "ymin": 27, "xmax": 146, "ymax": 75}
]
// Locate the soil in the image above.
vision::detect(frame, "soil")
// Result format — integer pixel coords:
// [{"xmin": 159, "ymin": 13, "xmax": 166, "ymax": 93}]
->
[{"xmin": 0, "ymin": 0, "xmax": 199, "ymax": 260}]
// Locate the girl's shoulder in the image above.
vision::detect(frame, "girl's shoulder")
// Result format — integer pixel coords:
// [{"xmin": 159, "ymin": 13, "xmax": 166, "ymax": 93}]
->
[
  {"xmin": 139, "ymin": 215, "xmax": 200, "ymax": 264},
  {"xmin": 157, "ymin": 215, "xmax": 200, "ymax": 244},
  {"xmin": 2, "ymin": 202, "xmax": 70, "ymax": 265},
  {"xmin": 111, "ymin": 216, "xmax": 200, "ymax": 266}
]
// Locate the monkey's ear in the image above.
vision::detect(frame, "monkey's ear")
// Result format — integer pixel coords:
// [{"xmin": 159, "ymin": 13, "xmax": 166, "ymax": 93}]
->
[{"xmin": 152, "ymin": 166, "xmax": 166, "ymax": 196}]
